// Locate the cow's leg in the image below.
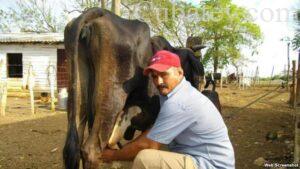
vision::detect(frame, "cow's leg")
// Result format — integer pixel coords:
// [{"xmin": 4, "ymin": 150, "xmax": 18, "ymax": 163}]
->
[
  {"xmin": 76, "ymin": 40, "xmax": 98, "ymax": 168},
  {"xmin": 80, "ymin": 29, "xmax": 129, "ymax": 168},
  {"xmin": 63, "ymin": 25, "xmax": 82, "ymax": 169},
  {"xmin": 81, "ymin": 84, "xmax": 127, "ymax": 169}
]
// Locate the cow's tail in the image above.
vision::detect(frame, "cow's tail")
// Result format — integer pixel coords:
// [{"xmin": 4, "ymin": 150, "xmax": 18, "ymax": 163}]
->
[{"xmin": 63, "ymin": 8, "xmax": 105, "ymax": 169}]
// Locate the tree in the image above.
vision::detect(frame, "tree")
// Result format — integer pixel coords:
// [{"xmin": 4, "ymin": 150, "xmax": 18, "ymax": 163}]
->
[
  {"xmin": 292, "ymin": 10, "xmax": 300, "ymax": 49},
  {"xmin": 112, "ymin": 0, "xmax": 121, "ymax": 16},
  {"xmin": 121, "ymin": 0, "xmax": 261, "ymax": 72},
  {"xmin": 120, "ymin": 0, "xmax": 198, "ymax": 46},
  {"xmin": 64, "ymin": 0, "xmax": 100, "ymax": 13},
  {"xmin": 0, "ymin": 0, "xmax": 120, "ymax": 33},
  {"xmin": 0, "ymin": 0, "xmax": 65, "ymax": 33},
  {"xmin": 0, "ymin": 0, "xmax": 262, "ymax": 74},
  {"xmin": 101, "ymin": 0, "xmax": 107, "ymax": 8},
  {"xmin": 0, "ymin": 9, "xmax": 14, "ymax": 32},
  {"xmin": 199, "ymin": 0, "xmax": 262, "ymax": 73}
]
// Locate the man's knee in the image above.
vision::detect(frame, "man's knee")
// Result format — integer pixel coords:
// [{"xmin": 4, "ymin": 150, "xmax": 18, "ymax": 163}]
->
[
  {"xmin": 135, "ymin": 149, "xmax": 157, "ymax": 162},
  {"xmin": 132, "ymin": 149, "xmax": 158, "ymax": 169}
]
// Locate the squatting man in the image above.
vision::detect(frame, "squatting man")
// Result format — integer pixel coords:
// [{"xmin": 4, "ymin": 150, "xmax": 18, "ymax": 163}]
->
[{"xmin": 100, "ymin": 50, "xmax": 235, "ymax": 169}]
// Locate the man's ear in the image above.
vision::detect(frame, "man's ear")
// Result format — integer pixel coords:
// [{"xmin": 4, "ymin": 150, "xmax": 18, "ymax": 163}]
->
[{"xmin": 178, "ymin": 67, "xmax": 184, "ymax": 76}]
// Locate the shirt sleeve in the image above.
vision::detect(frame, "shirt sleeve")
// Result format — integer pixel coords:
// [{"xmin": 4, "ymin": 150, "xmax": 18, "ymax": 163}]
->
[{"xmin": 147, "ymin": 102, "xmax": 196, "ymax": 144}]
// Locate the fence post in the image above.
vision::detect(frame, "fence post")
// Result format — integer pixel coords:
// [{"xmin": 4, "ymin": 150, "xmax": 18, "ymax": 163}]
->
[
  {"xmin": 48, "ymin": 65, "xmax": 56, "ymax": 112},
  {"xmin": 295, "ymin": 107, "xmax": 300, "ymax": 163},
  {"xmin": 0, "ymin": 60, "xmax": 6, "ymax": 116},
  {"xmin": 269, "ymin": 66, "xmax": 274, "ymax": 86},
  {"xmin": 287, "ymin": 42, "xmax": 290, "ymax": 91},
  {"xmin": 294, "ymin": 50, "xmax": 300, "ymax": 163},
  {"xmin": 220, "ymin": 73, "xmax": 223, "ymax": 89},
  {"xmin": 28, "ymin": 65, "xmax": 35, "ymax": 115},
  {"xmin": 296, "ymin": 52, "xmax": 300, "ymax": 105},
  {"xmin": 253, "ymin": 66, "xmax": 259, "ymax": 87},
  {"xmin": 292, "ymin": 60, "xmax": 297, "ymax": 108},
  {"xmin": 238, "ymin": 74, "xmax": 242, "ymax": 89}
]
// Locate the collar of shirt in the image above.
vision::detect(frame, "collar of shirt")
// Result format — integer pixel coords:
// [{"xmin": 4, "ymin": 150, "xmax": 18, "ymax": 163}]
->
[{"xmin": 159, "ymin": 77, "xmax": 187, "ymax": 101}]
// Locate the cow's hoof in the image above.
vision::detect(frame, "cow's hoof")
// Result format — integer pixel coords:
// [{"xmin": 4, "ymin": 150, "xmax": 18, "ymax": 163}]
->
[{"xmin": 81, "ymin": 143, "xmax": 101, "ymax": 169}]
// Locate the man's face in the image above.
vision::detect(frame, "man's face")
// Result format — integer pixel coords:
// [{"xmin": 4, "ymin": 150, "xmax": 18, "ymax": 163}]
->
[{"xmin": 151, "ymin": 67, "xmax": 184, "ymax": 96}]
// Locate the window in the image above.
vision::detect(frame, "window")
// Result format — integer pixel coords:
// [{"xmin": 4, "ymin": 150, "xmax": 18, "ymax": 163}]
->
[{"xmin": 7, "ymin": 53, "xmax": 23, "ymax": 78}]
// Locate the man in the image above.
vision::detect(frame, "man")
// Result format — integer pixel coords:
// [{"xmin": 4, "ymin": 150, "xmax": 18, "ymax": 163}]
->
[{"xmin": 101, "ymin": 50, "xmax": 235, "ymax": 169}]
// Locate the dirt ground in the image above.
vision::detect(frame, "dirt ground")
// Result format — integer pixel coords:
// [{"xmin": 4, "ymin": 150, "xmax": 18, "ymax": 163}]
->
[{"xmin": 0, "ymin": 85, "xmax": 297, "ymax": 169}]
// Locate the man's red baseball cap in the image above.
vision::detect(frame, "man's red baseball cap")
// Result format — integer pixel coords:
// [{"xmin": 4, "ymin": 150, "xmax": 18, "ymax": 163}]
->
[{"xmin": 143, "ymin": 50, "xmax": 181, "ymax": 76}]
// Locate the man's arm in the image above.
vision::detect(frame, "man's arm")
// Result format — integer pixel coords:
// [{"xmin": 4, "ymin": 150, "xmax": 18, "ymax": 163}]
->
[{"xmin": 101, "ymin": 130, "xmax": 161, "ymax": 162}]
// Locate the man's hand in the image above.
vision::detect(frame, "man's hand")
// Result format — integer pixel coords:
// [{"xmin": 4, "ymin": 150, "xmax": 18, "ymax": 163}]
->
[
  {"xmin": 100, "ymin": 148, "xmax": 117, "ymax": 163},
  {"xmin": 99, "ymin": 130, "xmax": 161, "ymax": 162}
]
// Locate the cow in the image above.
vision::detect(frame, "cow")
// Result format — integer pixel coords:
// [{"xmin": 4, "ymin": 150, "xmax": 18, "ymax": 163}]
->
[
  {"xmin": 201, "ymin": 79, "xmax": 222, "ymax": 113},
  {"xmin": 205, "ymin": 73, "xmax": 222, "ymax": 83},
  {"xmin": 63, "ymin": 8, "xmax": 158, "ymax": 169},
  {"xmin": 239, "ymin": 76, "xmax": 252, "ymax": 89},
  {"xmin": 227, "ymin": 73, "xmax": 237, "ymax": 83}
]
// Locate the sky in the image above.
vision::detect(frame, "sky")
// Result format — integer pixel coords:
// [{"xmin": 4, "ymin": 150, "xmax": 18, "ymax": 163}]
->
[{"xmin": 1, "ymin": 0, "xmax": 299, "ymax": 77}]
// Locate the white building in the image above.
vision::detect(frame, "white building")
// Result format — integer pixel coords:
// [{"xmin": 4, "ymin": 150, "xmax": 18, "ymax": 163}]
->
[{"xmin": 0, "ymin": 33, "xmax": 67, "ymax": 92}]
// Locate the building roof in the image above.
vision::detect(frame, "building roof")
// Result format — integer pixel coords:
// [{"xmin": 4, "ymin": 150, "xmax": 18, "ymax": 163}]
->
[{"xmin": 0, "ymin": 33, "xmax": 64, "ymax": 44}]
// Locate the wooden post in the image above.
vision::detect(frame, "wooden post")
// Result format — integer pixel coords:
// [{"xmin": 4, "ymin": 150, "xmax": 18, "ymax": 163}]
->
[
  {"xmin": 292, "ymin": 60, "xmax": 297, "ymax": 108},
  {"xmin": 296, "ymin": 51, "xmax": 300, "ymax": 105},
  {"xmin": 253, "ymin": 66, "xmax": 259, "ymax": 87},
  {"xmin": 220, "ymin": 73, "xmax": 223, "ymax": 89},
  {"xmin": 225, "ymin": 73, "xmax": 228, "ymax": 85},
  {"xmin": 0, "ymin": 60, "xmax": 6, "ymax": 116},
  {"xmin": 295, "ymin": 50, "xmax": 300, "ymax": 163},
  {"xmin": 256, "ymin": 66, "xmax": 260, "ymax": 86},
  {"xmin": 111, "ymin": 0, "xmax": 121, "ymax": 16},
  {"xmin": 28, "ymin": 65, "xmax": 35, "ymax": 115},
  {"xmin": 269, "ymin": 66, "xmax": 274, "ymax": 86},
  {"xmin": 238, "ymin": 74, "xmax": 242, "ymax": 89},
  {"xmin": 295, "ymin": 112, "xmax": 300, "ymax": 163},
  {"xmin": 100, "ymin": 0, "xmax": 106, "ymax": 8},
  {"xmin": 287, "ymin": 42, "xmax": 290, "ymax": 91},
  {"xmin": 0, "ymin": 82, "xmax": 7, "ymax": 116},
  {"xmin": 239, "ymin": 73, "xmax": 245, "ymax": 90},
  {"xmin": 48, "ymin": 65, "xmax": 55, "ymax": 112}
]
